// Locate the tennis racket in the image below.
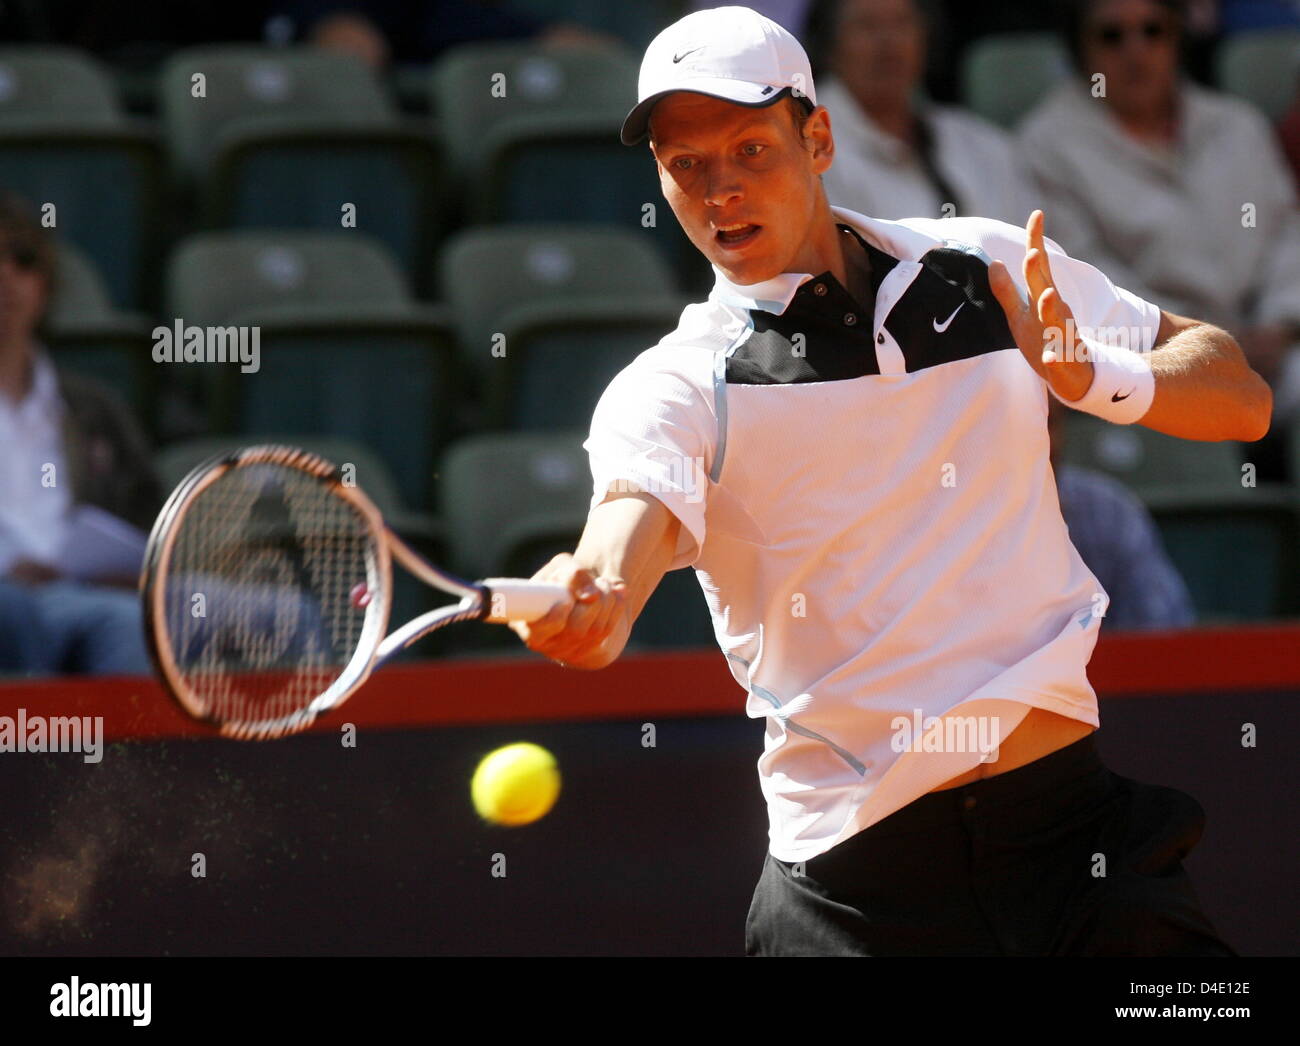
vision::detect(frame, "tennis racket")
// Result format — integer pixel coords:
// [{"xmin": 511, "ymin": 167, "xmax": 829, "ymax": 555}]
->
[{"xmin": 141, "ymin": 444, "xmax": 569, "ymax": 740}]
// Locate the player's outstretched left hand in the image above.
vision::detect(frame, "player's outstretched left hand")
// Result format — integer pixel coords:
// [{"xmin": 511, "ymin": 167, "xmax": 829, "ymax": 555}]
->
[{"xmin": 988, "ymin": 209, "xmax": 1095, "ymax": 403}]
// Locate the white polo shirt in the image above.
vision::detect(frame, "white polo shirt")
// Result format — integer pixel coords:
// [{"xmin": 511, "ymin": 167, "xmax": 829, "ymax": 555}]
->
[{"xmin": 584, "ymin": 206, "xmax": 1162, "ymax": 862}]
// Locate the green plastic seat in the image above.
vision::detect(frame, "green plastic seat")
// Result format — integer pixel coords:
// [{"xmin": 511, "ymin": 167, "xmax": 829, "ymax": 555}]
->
[
  {"xmin": 437, "ymin": 223, "xmax": 678, "ymax": 368},
  {"xmin": 160, "ymin": 46, "xmax": 446, "ymax": 280},
  {"xmin": 437, "ymin": 431, "xmax": 591, "ymax": 579},
  {"xmin": 1059, "ymin": 414, "xmax": 1248, "ymax": 501},
  {"xmin": 960, "ymin": 32, "xmax": 1071, "ymax": 128},
  {"xmin": 0, "ymin": 47, "xmax": 122, "ymax": 126},
  {"xmin": 488, "ymin": 294, "xmax": 685, "ymax": 430},
  {"xmin": 1150, "ymin": 498, "xmax": 1300, "ymax": 622},
  {"xmin": 429, "ymin": 41, "xmax": 636, "ymax": 177},
  {"xmin": 428, "ymin": 42, "xmax": 698, "ymax": 280},
  {"xmin": 1215, "ymin": 29, "xmax": 1300, "ymax": 121},
  {"xmin": 164, "ymin": 231, "xmax": 459, "ymax": 509},
  {"xmin": 45, "ymin": 243, "xmax": 155, "ymax": 425},
  {"xmin": 0, "ymin": 48, "xmax": 164, "ymax": 308},
  {"xmin": 436, "ymin": 430, "xmax": 715, "ymax": 652}
]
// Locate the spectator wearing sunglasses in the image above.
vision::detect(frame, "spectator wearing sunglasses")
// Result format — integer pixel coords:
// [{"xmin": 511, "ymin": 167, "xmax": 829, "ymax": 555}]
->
[
  {"xmin": 0, "ymin": 192, "xmax": 159, "ymax": 677},
  {"xmin": 1018, "ymin": 0, "xmax": 1300, "ymax": 482}
]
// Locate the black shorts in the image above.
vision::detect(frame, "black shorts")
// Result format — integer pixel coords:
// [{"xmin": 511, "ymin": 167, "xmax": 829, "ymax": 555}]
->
[{"xmin": 745, "ymin": 733, "xmax": 1237, "ymax": 956}]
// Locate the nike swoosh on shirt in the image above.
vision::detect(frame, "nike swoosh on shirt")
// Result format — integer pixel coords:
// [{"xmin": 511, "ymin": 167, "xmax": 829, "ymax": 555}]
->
[
  {"xmin": 672, "ymin": 47, "xmax": 703, "ymax": 63},
  {"xmin": 932, "ymin": 302, "xmax": 965, "ymax": 333}
]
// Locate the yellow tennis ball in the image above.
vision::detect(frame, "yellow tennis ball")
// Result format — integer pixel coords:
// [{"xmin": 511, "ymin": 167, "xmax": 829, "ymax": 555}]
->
[{"xmin": 471, "ymin": 742, "xmax": 560, "ymax": 826}]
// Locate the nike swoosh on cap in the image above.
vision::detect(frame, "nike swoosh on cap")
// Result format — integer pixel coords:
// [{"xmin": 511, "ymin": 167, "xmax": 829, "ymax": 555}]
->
[
  {"xmin": 1112, "ymin": 389, "xmax": 1134, "ymax": 402},
  {"xmin": 672, "ymin": 46, "xmax": 703, "ymax": 63}
]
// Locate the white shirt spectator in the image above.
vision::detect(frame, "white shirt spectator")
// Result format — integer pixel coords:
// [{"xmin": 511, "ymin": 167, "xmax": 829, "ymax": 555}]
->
[
  {"xmin": 0, "ymin": 350, "xmax": 70, "ymax": 574},
  {"xmin": 1018, "ymin": 77, "xmax": 1300, "ymax": 415},
  {"xmin": 819, "ymin": 76, "xmax": 1036, "ymax": 226}
]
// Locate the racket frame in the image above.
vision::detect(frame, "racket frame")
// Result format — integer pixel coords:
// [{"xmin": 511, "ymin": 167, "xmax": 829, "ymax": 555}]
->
[{"xmin": 142, "ymin": 445, "xmax": 488, "ymax": 738}]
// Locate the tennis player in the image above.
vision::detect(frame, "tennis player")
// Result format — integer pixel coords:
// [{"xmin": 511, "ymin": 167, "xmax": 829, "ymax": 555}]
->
[{"xmin": 512, "ymin": 6, "xmax": 1269, "ymax": 956}]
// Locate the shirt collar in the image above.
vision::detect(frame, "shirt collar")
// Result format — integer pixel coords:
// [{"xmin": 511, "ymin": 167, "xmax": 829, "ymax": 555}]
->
[{"xmin": 707, "ymin": 206, "xmax": 941, "ymax": 316}]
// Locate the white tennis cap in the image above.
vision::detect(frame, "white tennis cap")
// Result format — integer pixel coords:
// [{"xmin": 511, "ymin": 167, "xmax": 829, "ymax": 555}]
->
[{"xmin": 620, "ymin": 5, "xmax": 817, "ymax": 146}]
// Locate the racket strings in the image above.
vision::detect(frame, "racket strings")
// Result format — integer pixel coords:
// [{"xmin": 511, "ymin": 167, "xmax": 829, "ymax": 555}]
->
[{"xmin": 163, "ymin": 463, "xmax": 380, "ymax": 734}]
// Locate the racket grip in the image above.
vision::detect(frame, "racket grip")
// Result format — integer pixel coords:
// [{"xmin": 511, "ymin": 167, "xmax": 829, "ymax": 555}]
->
[{"xmin": 481, "ymin": 579, "xmax": 571, "ymax": 623}]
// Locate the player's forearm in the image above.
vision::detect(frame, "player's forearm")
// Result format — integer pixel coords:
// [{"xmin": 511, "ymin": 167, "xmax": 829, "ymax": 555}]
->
[
  {"xmin": 564, "ymin": 499, "xmax": 678, "ymax": 669},
  {"xmin": 1138, "ymin": 322, "xmax": 1273, "ymax": 442}
]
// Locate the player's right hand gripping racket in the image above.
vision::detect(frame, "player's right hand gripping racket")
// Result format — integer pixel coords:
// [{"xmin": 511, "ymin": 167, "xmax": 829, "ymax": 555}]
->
[{"xmin": 141, "ymin": 445, "xmax": 570, "ymax": 740}]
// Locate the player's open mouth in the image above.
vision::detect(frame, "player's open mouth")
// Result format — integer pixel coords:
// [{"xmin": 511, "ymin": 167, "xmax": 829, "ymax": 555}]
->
[{"xmin": 716, "ymin": 223, "xmax": 761, "ymax": 247}]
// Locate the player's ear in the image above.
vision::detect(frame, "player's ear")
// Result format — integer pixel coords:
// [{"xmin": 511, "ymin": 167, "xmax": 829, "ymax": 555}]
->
[{"xmin": 803, "ymin": 105, "xmax": 833, "ymax": 173}]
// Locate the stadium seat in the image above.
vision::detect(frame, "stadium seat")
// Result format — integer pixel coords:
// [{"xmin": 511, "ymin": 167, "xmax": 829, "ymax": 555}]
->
[
  {"xmin": 437, "ymin": 431, "xmax": 592, "ymax": 579},
  {"xmin": 438, "ymin": 224, "xmax": 677, "ymax": 354},
  {"xmin": 1150, "ymin": 495, "xmax": 1300, "ymax": 622},
  {"xmin": 960, "ymin": 33, "xmax": 1071, "ymax": 129},
  {"xmin": 1058, "ymin": 413, "xmax": 1247, "ymax": 500},
  {"xmin": 45, "ymin": 243, "xmax": 156, "ymax": 427},
  {"xmin": 1060, "ymin": 415, "xmax": 1299, "ymax": 620},
  {"xmin": 436, "ymin": 431, "xmax": 715, "ymax": 652},
  {"xmin": 159, "ymin": 46, "xmax": 447, "ymax": 281},
  {"xmin": 0, "ymin": 47, "xmax": 165, "ymax": 308},
  {"xmin": 1214, "ymin": 29, "xmax": 1300, "ymax": 121},
  {"xmin": 489, "ymin": 295, "xmax": 685, "ymax": 430},
  {"xmin": 436, "ymin": 224, "xmax": 682, "ymax": 421},
  {"xmin": 429, "ymin": 42, "xmax": 703, "ymax": 287},
  {"xmin": 164, "ymin": 231, "xmax": 458, "ymax": 509}
]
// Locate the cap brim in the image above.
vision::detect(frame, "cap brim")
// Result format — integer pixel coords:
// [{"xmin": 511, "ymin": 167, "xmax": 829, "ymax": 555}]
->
[{"xmin": 620, "ymin": 78, "xmax": 793, "ymax": 146}]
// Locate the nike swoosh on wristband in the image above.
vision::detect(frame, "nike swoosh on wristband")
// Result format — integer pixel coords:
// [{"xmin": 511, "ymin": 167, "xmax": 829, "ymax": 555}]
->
[
  {"xmin": 672, "ymin": 47, "xmax": 703, "ymax": 63},
  {"xmin": 1112, "ymin": 389, "xmax": 1134, "ymax": 402},
  {"xmin": 932, "ymin": 302, "xmax": 964, "ymax": 333}
]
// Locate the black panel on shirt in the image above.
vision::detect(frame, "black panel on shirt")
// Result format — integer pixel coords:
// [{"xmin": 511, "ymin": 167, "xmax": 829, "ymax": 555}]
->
[
  {"xmin": 726, "ymin": 227, "xmax": 898, "ymax": 385},
  {"xmin": 724, "ymin": 229, "xmax": 1017, "ymax": 385},
  {"xmin": 887, "ymin": 246, "xmax": 1017, "ymax": 372}
]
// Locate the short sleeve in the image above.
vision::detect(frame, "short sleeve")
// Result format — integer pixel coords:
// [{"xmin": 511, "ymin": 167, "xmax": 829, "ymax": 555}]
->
[
  {"xmin": 971, "ymin": 218, "xmax": 1165, "ymax": 354},
  {"xmin": 582, "ymin": 351, "xmax": 718, "ymax": 570}
]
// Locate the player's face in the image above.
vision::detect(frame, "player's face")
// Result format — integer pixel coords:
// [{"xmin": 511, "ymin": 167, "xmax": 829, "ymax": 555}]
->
[{"xmin": 649, "ymin": 93, "xmax": 833, "ymax": 286}]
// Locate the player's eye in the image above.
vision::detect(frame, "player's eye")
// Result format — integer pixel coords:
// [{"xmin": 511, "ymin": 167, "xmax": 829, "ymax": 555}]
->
[
  {"xmin": 672, "ymin": 157, "xmax": 696, "ymax": 171},
  {"xmin": 741, "ymin": 143, "xmax": 767, "ymax": 157}
]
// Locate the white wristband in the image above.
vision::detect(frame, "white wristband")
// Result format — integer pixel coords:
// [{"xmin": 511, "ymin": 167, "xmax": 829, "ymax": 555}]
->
[{"xmin": 1049, "ymin": 337, "xmax": 1154, "ymax": 424}]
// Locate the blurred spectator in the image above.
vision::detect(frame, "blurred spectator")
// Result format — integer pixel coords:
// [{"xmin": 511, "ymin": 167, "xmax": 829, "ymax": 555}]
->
[
  {"xmin": 270, "ymin": 0, "xmax": 620, "ymax": 69},
  {"xmin": 0, "ymin": 192, "xmax": 158, "ymax": 676},
  {"xmin": 1018, "ymin": 0, "xmax": 1300, "ymax": 480},
  {"xmin": 1048, "ymin": 399, "xmax": 1197, "ymax": 630},
  {"xmin": 808, "ymin": 0, "xmax": 1035, "ymax": 224}
]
